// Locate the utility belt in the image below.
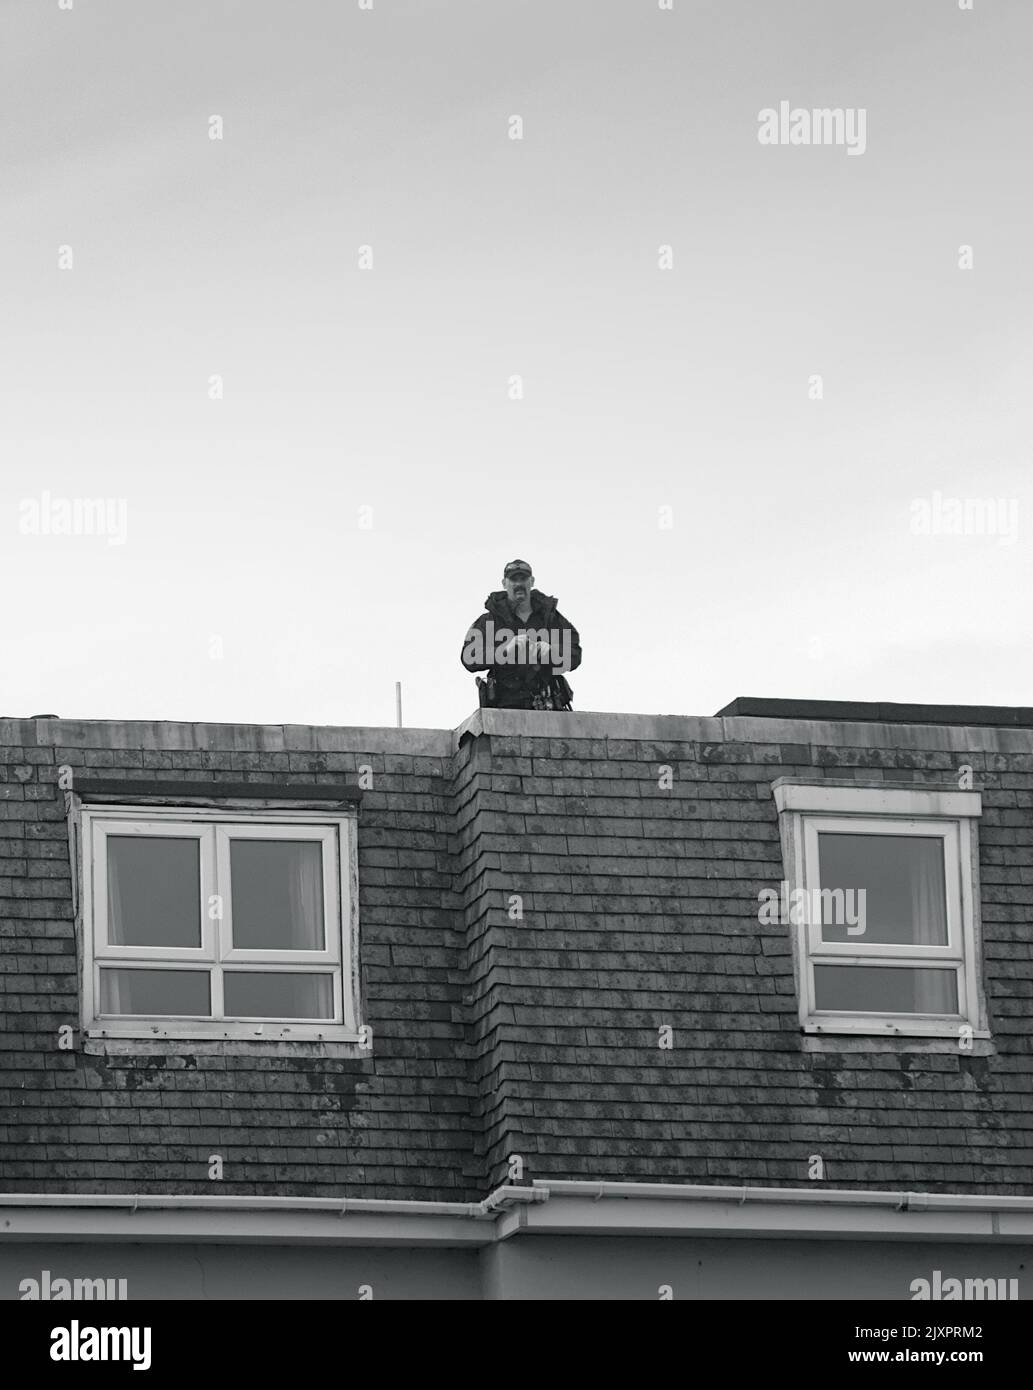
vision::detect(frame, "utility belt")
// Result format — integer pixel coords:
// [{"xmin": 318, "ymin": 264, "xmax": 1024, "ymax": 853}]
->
[{"xmin": 477, "ymin": 670, "xmax": 574, "ymax": 712}]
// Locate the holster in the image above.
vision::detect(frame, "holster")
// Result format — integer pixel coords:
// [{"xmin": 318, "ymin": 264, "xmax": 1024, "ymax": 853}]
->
[
  {"xmin": 551, "ymin": 675, "xmax": 574, "ymax": 711},
  {"xmin": 476, "ymin": 673, "xmax": 497, "ymax": 708}
]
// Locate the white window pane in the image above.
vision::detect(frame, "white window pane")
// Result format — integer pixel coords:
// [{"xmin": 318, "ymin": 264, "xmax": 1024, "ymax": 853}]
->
[
  {"xmin": 107, "ymin": 836, "xmax": 201, "ymax": 948},
  {"xmin": 99, "ymin": 967, "xmax": 211, "ymax": 1016},
  {"xmin": 224, "ymin": 971, "xmax": 334, "ymax": 1019},
  {"xmin": 817, "ymin": 832, "xmax": 947, "ymax": 945},
  {"xmin": 814, "ymin": 964, "xmax": 958, "ymax": 1014},
  {"xmin": 230, "ymin": 840, "xmax": 325, "ymax": 950}
]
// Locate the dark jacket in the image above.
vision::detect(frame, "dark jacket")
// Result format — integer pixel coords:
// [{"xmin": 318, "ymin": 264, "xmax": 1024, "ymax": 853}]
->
[{"xmin": 461, "ymin": 590, "xmax": 582, "ymax": 709}]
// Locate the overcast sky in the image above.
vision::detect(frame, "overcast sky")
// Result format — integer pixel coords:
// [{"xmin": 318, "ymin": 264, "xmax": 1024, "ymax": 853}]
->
[{"xmin": 2, "ymin": 0, "xmax": 1031, "ymax": 730}]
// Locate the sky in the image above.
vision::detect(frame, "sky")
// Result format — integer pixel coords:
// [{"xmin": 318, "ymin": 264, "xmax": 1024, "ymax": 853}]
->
[{"xmin": 2, "ymin": 0, "xmax": 1031, "ymax": 730}]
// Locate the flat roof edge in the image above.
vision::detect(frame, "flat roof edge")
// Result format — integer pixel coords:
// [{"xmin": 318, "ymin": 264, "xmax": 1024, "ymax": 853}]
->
[
  {"xmin": 716, "ymin": 697, "xmax": 1033, "ymax": 729},
  {"xmin": 7, "ymin": 703, "xmax": 1033, "ymax": 756}
]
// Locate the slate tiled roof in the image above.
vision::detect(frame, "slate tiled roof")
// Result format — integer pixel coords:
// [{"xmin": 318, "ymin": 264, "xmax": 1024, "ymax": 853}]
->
[{"xmin": 2, "ymin": 705, "xmax": 1032, "ymax": 1202}]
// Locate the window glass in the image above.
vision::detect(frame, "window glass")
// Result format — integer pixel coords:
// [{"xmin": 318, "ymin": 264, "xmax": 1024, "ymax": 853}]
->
[
  {"xmin": 107, "ymin": 836, "xmax": 201, "ymax": 948},
  {"xmin": 224, "ymin": 971, "xmax": 334, "ymax": 1019},
  {"xmin": 99, "ymin": 967, "xmax": 211, "ymax": 1016},
  {"xmin": 230, "ymin": 840, "xmax": 325, "ymax": 950},
  {"xmin": 817, "ymin": 832, "xmax": 947, "ymax": 945},
  {"xmin": 814, "ymin": 964, "xmax": 958, "ymax": 1014}
]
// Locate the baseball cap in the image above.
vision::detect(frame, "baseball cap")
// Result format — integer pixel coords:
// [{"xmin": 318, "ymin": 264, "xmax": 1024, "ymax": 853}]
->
[{"xmin": 503, "ymin": 559, "xmax": 533, "ymax": 578}]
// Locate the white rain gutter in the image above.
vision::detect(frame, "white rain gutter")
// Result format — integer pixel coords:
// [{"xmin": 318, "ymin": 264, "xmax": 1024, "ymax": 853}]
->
[
  {"xmin": 1, "ymin": 1182, "xmax": 1031, "ymax": 1246},
  {"xmin": 0, "ymin": 1188, "xmax": 545, "ymax": 1248},
  {"xmin": 495, "ymin": 1181, "xmax": 1033, "ymax": 1245},
  {"xmin": 0, "ymin": 1188, "xmax": 547, "ymax": 1217},
  {"xmin": 528, "ymin": 1180, "xmax": 1033, "ymax": 1212}
]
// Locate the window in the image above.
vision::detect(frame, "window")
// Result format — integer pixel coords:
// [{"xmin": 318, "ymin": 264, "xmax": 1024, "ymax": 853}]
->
[
  {"xmin": 772, "ymin": 782, "xmax": 986, "ymax": 1038},
  {"xmin": 78, "ymin": 805, "xmax": 359, "ymax": 1041}
]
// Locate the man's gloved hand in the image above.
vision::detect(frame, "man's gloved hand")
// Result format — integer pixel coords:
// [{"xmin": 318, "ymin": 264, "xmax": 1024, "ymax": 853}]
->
[
  {"xmin": 497, "ymin": 633, "xmax": 555, "ymax": 665},
  {"xmin": 498, "ymin": 633, "xmax": 529, "ymax": 663}
]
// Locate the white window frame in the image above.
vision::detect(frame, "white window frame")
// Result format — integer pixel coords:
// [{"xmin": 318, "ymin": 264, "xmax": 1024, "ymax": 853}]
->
[
  {"xmin": 80, "ymin": 804, "xmax": 360, "ymax": 1042},
  {"xmin": 772, "ymin": 782, "xmax": 987, "ymax": 1038}
]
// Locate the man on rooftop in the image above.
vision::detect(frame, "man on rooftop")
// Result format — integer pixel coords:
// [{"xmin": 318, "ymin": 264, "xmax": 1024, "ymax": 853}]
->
[{"xmin": 461, "ymin": 560, "xmax": 582, "ymax": 710}]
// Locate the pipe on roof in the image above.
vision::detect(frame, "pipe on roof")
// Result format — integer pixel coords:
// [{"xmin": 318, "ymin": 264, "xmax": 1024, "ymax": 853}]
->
[
  {"xmin": 4, "ymin": 1182, "xmax": 1033, "ymax": 1228},
  {"xmin": 0, "ymin": 1187, "xmax": 546, "ymax": 1220},
  {"xmin": 528, "ymin": 1180, "xmax": 1033, "ymax": 1212}
]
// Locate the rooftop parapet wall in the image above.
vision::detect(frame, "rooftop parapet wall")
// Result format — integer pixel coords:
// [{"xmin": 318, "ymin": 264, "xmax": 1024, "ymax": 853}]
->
[
  {"xmin": 2, "ymin": 705, "xmax": 1033, "ymax": 1199},
  {"xmin": 6, "ymin": 703, "xmax": 1033, "ymax": 755},
  {"xmin": 458, "ymin": 708, "xmax": 1033, "ymax": 756}
]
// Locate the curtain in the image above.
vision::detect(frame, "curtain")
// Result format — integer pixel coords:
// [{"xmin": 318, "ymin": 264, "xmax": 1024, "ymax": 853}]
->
[
  {"xmin": 105, "ymin": 842, "xmax": 127, "ymax": 1013},
  {"xmin": 286, "ymin": 842, "xmax": 324, "ymax": 950},
  {"xmin": 909, "ymin": 839, "xmax": 952, "ymax": 1012}
]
